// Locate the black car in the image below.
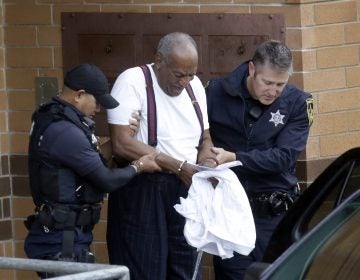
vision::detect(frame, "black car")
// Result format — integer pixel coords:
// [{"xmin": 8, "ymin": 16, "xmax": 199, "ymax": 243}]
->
[{"xmin": 246, "ymin": 147, "xmax": 360, "ymax": 280}]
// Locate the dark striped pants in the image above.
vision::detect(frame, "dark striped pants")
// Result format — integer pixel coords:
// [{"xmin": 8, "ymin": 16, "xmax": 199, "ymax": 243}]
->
[{"xmin": 107, "ymin": 172, "xmax": 200, "ymax": 280}]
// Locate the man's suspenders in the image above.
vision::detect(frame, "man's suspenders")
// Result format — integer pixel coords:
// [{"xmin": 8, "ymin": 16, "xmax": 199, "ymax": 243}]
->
[
  {"xmin": 139, "ymin": 65, "xmax": 204, "ymax": 147},
  {"xmin": 140, "ymin": 65, "xmax": 158, "ymax": 147}
]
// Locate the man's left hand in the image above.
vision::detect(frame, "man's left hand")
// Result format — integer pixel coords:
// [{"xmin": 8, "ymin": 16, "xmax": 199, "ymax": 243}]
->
[{"xmin": 129, "ymin": 111, "xmax": 141, "ymax": 136}]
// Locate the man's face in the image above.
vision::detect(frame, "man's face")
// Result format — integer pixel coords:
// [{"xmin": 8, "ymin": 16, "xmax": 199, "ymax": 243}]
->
[
  {"xmin": 248, "ymin": 61, "xmax": 289, "ymax": 105},
  {"xmin": 155, "ymin": 48, "xmax": 198, "ymax": 97},
  {"xmin": 77, "ymin": 91, "xmax": 100, "ymax": 118}
]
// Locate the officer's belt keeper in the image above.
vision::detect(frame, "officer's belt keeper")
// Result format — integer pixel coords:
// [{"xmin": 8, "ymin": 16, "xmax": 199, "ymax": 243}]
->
[{"xmin": 61, "ymin": 210, "xmax": 76, "ymax": 260}]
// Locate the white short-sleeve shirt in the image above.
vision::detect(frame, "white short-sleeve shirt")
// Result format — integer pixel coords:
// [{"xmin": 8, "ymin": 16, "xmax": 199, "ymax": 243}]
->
[{"xmin": 107, "ymin": 64, "xmax": 209, "ymax": 164}]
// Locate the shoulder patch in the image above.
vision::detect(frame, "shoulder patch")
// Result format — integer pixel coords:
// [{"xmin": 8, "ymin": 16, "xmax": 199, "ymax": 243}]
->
[{"xmin": 306, "ymin": 98, "xmax": 314, "ymax": 127}]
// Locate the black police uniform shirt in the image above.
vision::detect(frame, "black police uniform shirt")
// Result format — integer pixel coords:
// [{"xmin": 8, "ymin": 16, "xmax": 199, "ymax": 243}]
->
[
  {"xmin": 24, "ymin": 100, "xmax": 103, "ymax": 259},
  {"xmin": 206, "ymin": 62, "xmax": 313, "ymax": 194}
]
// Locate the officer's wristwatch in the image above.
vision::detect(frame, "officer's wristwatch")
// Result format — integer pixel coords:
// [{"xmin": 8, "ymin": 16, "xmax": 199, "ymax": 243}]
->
[{"xmin": 130, "ymin": 160, "xmax": 144, "ymax": 173}]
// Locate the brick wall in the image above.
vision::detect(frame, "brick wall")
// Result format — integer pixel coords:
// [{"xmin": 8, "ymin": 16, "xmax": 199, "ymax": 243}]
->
[
  {"xmin": 0, "ymin": 0, "xmax": 359, "ymax": 279},
  {"xmin": 0, "ymin": 0, "xmax": 16, "ymax": 278}
]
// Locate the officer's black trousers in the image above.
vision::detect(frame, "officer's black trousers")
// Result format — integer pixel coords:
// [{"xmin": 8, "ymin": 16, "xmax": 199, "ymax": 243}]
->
[{"xmin": 213, "ymin": 213, "xmax": 284, "ymax": 280}]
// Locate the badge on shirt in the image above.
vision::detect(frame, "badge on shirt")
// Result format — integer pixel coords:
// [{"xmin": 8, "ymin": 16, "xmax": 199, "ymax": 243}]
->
[
  {"xmin": 269, "ymin": 110, "xmax": 285, "ymax": 127},
  {"xmin": 92, "ymin": 133, "xmax": 100, "ymax": 151},
  {"xmin": 306, "ymin": 98, "xmax": 314, "ymax": 127}
]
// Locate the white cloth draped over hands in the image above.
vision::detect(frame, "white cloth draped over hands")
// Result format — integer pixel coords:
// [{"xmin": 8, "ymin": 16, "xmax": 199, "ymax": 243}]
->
[{"xmin": 174, "ymin": 161, "xmax": 256, "ymax": 259}]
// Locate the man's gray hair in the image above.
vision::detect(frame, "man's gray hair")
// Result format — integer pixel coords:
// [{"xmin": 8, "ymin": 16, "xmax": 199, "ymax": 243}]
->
[
  {"xmin": 252, "ymin": 40, "xmax": 293, "ymax": 74},
  {"xmin": 156, "ymin": 32, "xmax": 197, "ymax": 64}
]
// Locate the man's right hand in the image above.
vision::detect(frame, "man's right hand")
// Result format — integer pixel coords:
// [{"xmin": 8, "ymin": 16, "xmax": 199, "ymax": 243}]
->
[{"xmin": 178, "ymin": 162, "xmax": 198, "ymax": 187}]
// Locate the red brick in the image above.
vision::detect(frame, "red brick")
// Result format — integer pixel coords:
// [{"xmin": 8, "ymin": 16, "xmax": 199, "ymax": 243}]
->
[
  {"xmin": 0, "ymin": 112, "xmax": 7, "ymax": 132},
  {"xmin": 9, "ymin": 111, "xmax": 33, "ymax": 132},
  {"xmin": 92, "ymin": 242, "xmax": 109, "ymax": 264},
  {"xmin": 8, "ymin": 91, "xmax": 36, "ymax": 111},
  {"xmin": 6, "ymin": 69, "xmax": 37, "ymax": 90},
  {"xmin": 13, "ymin": 220, "xmax": 27, "ymax": 240},
  {"xmin": 0, "ymin": 269, "xmax": 15, "ymax": 280},
  {"xmin": 12, "ymin": 197, "xmax": 33, "ymax": 218},
  {"xmin": 4, "ymin": 26, "xmax": 36, "ymax": 46},
  {"xmin": 0, "ymin": 134, "xmax": 10, "ymax": 154},
  {"xmin": 10, "ymin": 133, "xmax": 29, "ymax": 154},
  {"xmin": 5, "ymin": 2, "xmax": 51, "ymax": 24},
  {"xmin": 0, "ymin": 91, "xmax": 7, "ymax": 111},
  {"xmin": 37, "ymin": 26, "xmax": 62, "ymax": 46},
  {"xmin": 0, "ymin": 69, "xmax": 4, "ymax": 90},
  {"xmin": 0, "ymin": 48, "xmax": 4, "ymax": 68},
  {"xmin": 7, "ymin": 48, "xmax": 53, "ymax": 67}
]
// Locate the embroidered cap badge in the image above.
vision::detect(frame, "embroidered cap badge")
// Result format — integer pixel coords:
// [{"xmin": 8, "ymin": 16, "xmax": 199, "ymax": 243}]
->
[{"xmin": 306, "ymin": 98, "xmax": 314, "ymax": 127}]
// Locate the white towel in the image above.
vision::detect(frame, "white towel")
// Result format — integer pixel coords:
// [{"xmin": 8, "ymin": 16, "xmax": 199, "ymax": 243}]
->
[{"xmin": 174, "ymin": 161, "xmax": 256, "ymax": 259}]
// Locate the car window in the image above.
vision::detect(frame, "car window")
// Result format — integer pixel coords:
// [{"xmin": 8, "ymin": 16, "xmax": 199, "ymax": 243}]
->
[
  {"xmin": 264, "ymin": 190, "xmax": 360, "ymax": 280},
  {"xmin": 304, "ymin": 209, "xmax": 360, "ymax": 280},
  {"xmin": 306, "ymin": 160, "xmax": 360, "ymax": 232},
  {"xmin": 342, "ymin": 159, "xmax": 360, "ymax": 200}
]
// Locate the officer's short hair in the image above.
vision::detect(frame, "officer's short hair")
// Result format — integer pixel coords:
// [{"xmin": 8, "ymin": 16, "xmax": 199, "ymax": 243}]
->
[{"xmin": 252, "ymin": 40, "xmax": 293, "ymax": 75}]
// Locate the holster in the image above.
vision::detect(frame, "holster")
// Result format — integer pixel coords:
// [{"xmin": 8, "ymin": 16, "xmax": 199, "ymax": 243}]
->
[
  {"xmin": 76, "ymin": 204, "xmax": 101, "ymax": 231},
  {"xmin": 24, "ymin": 214, "xmax": 36, "ymax": 230},
  {"xmin": 248, "ymin": 191, "xmax": 295, "ymax": 218},
  {"xmin": 49, "ymin": 249, "xmax": 95, "ymax": 263}
]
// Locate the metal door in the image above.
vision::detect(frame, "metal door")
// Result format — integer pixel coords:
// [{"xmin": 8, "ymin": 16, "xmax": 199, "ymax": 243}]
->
[{"xmin": 61, "ymin": 13, "xmax": 285, "ymax": 136}]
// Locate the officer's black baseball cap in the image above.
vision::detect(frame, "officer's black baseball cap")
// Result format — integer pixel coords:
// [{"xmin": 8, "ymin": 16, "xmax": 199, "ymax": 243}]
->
[{"xmin": 64, "ymin": 63, "xmax": 119, "ymax": 109}]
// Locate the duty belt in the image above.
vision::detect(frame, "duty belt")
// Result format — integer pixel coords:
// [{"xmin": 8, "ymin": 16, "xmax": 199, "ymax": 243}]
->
[
  {"xmin": 24, "ymin": 203, "xmax": 101, "ymax": 262},
  {"xmin": 247, "ymin": 191, "xmax": 296, "ymax": 218},
  {"xmin": 35, "ymin": 203, "xmax": 101, "ymax": 232}
]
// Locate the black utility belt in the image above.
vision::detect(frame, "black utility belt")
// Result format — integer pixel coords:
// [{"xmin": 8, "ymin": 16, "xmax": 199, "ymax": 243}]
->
[
  {"xmin": 247, "ymin": 191, "xmax": 295, "ymax": 218},
  {"xmin": 34, "ymin": 203, "xmax": 101, "ymax": 231}
]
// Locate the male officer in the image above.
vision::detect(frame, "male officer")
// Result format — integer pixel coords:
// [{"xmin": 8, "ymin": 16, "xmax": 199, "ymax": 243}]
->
[
  {"xmin": 24, "ymin": 63, "xmax": 160, "ymax": 278},
  {"xmin": 207, "ymin": 40, "xmax": 314, "ymax": 279}
]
